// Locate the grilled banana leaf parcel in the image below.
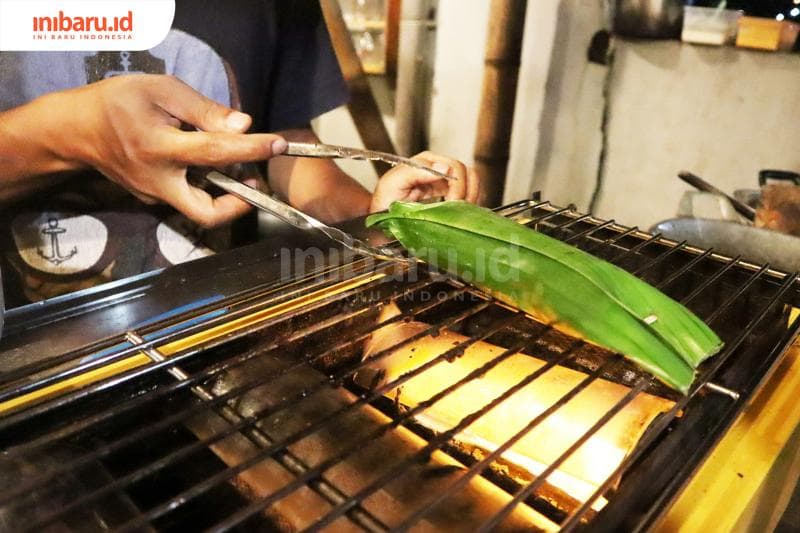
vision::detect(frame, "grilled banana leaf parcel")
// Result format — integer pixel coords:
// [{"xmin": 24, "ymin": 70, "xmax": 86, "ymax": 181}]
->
[{"xmin": 365, "ymin": 201, "xmax": 723, "ymax": 393}]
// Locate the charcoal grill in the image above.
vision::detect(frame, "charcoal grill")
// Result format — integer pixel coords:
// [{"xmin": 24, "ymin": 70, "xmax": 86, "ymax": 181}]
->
[{"xmin": 0, "ymin": 198, "xmax": 798, "ymax": 532}]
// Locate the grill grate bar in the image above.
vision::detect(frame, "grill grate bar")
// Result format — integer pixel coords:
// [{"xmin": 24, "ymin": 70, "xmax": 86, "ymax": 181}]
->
[
  {"xmin": 682, "ymin": 255, "xmax": 743, "ymax": 305},
  {"xmin": 563, "ymin": 219, "xmax": 616, "ymax": 244},
  {"xmin": 0, "ymin": 263, "xmax": 400, "ymax": 406},
  {"xmin": 290, "ymin": 341, "xmax": 596, "ymax": 533},
  {"xmin": 3, "ymin": 198, "xmax": 798, "ymax": 533},
  {"xmin": 582, "ymin": 226, "xmax": 640, "ymax": 254},
  {"xmin": 705, "ymin": 264, "xmax": 771, "ymax": 325},
  {"xmin": 527, "ymin": 206, "xmax": 574, "ymax": 226},
  {"xmin": 0, "ymin": 279, "xmax": 466, "ymax": 506},
  {"xmin": 135, "ymin": 333, "xmax": 390, "ymax": 533},
  {"xmin": 632, "ymin": 241, "xmax": 687, "ymax": 277},
  {"xmin": 657, "ymin": 249, "xmax": 714, "ymax": 290},
  {"xmin": 477, "ymin": 379, "xmax": 648, "ymax": 533},
  {"xmin": 0, "ymin": 265, "xmax": 418, "ymax": 428},
  {"xmin": 2, "ymin": 207, "xmax": 678, "ymax": 514},
  {"xmin": 496, "ymin": 200, "xmax": 552, "ymax": 220},
  {"xmin": 541, "ymin": 213, "xmax": 594, "ymax": 234},
  {"xmin": 110, "ymin": 302, "xmax": 514, "ymax": 533},
  {"xmin": 559, "ymin": 269, "xmax": 800, "ymax": 531},
  {"xmin": 390, "ymin": 349, "xmax": 615, "ymax": 532},
  {"xmin": 0, "ymin": 256, "xmax": 384, "ymax": 390},
  {"xmin": 609, "ymin": 232, "xmax": 661, "ymax": 265},
  {"xmin": 695, "ymin": 271, "xmax": 798, "ymax": 387}
]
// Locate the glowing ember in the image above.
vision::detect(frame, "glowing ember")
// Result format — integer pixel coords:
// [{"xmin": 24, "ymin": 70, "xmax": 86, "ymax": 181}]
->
[{"xmin": 360, "ymin": 304, "xmax": 675, "ymax": 509}]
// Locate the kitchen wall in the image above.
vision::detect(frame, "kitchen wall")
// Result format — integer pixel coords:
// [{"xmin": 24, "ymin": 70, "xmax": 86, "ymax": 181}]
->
[
  {"xmin": 316, "ymin": 1, "xmax": 800, "ymax": 230},
  {"xmin": 594, "ymin": 40, "xmax": 800, "ymax": 228}
]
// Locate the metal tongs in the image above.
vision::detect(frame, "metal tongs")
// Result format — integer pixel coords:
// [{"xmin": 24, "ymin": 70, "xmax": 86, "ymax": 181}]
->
[
  {"xmin": 285, "ymin": 142, "xmax": 455, "ymax": 181},
  {"xmin": 192, "ymin": 142, "xmax": 457, "ymax": 264},
  {"xmin": 199, "ymin": 168, "xmax": 416, "ymax": 265}
]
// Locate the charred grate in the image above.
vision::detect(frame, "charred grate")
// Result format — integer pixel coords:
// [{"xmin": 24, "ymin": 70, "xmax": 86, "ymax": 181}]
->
[{"xmin": 0, "ymin": 199, "xmax": 798, "ymax": 532}]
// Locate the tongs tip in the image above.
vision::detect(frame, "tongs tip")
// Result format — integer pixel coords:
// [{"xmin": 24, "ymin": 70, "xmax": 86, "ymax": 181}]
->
[{"xmin": 285, "ymin": 142, "xmax": 455, "ymax": 182}]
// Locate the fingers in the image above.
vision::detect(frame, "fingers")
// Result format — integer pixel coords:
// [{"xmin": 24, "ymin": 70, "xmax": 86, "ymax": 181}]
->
[
  {"xmin": 466, "ymin": 166, "xmax": 481, "ymax": 204},
  {"xmin": 410, "ymin": 152, "xmax": 468, "ymax": 201},
  {"xmin": 164, "ymin": 129, "xmax": 288, "ymax": 166},
  {"xmin": 149, "ymin": 76, "xmax": 253, "ymax": 133},
  {"xmin": 156, "ymin": 171, "xmax": 254, "ymax": 228}
]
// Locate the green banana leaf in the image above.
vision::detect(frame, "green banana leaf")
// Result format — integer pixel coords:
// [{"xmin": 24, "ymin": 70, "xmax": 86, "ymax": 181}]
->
[{"xmin": 366, "ymin": 201, "xmax": 724, "ymax": 393}]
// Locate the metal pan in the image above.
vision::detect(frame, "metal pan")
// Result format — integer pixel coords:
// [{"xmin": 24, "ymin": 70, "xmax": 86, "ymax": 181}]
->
[{"xmin": 651, "ymin": 217, "xmax": 800, "ymax": 273}]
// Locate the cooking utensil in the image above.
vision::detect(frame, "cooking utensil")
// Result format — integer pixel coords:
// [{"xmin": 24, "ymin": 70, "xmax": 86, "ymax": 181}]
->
[
  {"xmin": 759, "ymin": 169, "xmax": 800, "ymax": 187},
  {"xmin": 612, "ymin": 0, "xmax": 684, "ymax": 38},
  {"xmin": 652, "ymin": 217, "xmax": 800, "ymax": 273},
  {"xmin": 678, "ymin": 171, "xmax": 756, "ymax": 221},
  {"xmin": 195, "ymin": 168, "xmax": 416, "ymax": 265},
  {"xmin": 285, "ymin": 142, "xmax": 455, "ymax": 181}
]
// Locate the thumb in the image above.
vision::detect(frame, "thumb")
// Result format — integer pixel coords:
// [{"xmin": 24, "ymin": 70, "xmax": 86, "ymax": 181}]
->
[{"xmin": 151, "ymin": 76, "xmax": 253, "ymax": 133}]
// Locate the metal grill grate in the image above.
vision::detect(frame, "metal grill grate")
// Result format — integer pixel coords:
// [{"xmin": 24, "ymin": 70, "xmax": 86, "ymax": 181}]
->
[{"xmin": 0, "ymin": 199, "xmax": 798, "ymax": 532}]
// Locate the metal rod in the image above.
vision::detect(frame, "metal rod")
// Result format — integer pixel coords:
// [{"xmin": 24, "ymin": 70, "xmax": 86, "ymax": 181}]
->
[
  {"xmin": 631, "ymin": 241, "xmax": 687, "ymax": 278},
  {"xmin": 704, "ymin": 264, "xmax": 771, "ymax": 325},
  {"xmin": 476, "ymin": 379, "xmax": 648, "ymax": 532},
  {"xmin": 559, "ymin": 271, "xmax": 799, "ymax": 530},
  {"xmin": 492, "ymin": 199, "xmax": 548, "ymax": 217},
  {"xmin": 0, "ymin": 260, "xmax": 394, "ymax": 404},
  {"xmin": 0, "ymin": 279, "xmax": 447, "ymax": 503},
  {"xmin": 27, "ymin": 333, "xmax": 391, "ymax": 533},
  {"xmin": 656, "ymin": 249, "xmax": 714, "ymax": 290},
  {"xmin": 392, "ymin": 355, "xmax": 616, "ymax": 531},
  {"xmin": 682, "ymin": 256, "xmax": 743, "ymax": 305},
  {"xmin": 112, "ymin": 301, "xmax": 508, "ymax": 532},
  {"xmin": 299, "ymin": 340, "xmax": 595, "ymax": 533},
  {"xmin": 563, "ymin": 219, "xmax": 616, "ymax": 244},
  {"xmin": 0, "ymin": 256, "xmax": 369, "ymax": 389},
  {"xmin": 582, "ymin": 226, "xmax": 639, "ymax": 254},
  {"xmin": 0, "ymin": 265, "xmax": 401, "ymax": 427},
  {"xmin": 703, "ymin": 382, "xmax": 741, "ymax": 401},
  {"xmin": 609, "ymin": 232, "xmax": 662, "ymax": 265}
]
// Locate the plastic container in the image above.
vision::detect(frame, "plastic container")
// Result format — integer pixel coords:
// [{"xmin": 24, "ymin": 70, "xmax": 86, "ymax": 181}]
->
[
  {"xmin": 736, "ymin": 16, "xmax": 800, "ymax": 52},
  {"xmin": 681, "ymin": 6, "xmax": 742, "ymax": 46}
]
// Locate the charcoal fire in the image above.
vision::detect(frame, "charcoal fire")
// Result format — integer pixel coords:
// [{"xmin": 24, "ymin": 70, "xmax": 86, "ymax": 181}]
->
[{"xmin": 358, "ymin": 303, "xmax": 675, "ymax": 508}]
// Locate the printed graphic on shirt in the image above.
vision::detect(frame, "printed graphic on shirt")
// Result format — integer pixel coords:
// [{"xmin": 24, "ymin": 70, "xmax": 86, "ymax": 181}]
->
[
  {"xmin": 0, "ymin": 29, "xmax": 236, "ymax": 305},
  {"xmin": 85, "ymin": 50, "xmax": 166, "ymax": 82},
  {"xmin": 11, "ymin": 213, "xmax": 109, "ymax": 275},
  {"xmin": 156, "ymin": 219, "xmax": 214, "ymax": 265}
]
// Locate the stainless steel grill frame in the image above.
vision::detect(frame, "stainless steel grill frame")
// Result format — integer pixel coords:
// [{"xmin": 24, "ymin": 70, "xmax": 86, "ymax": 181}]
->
[{"xmin": 0, "ymin": 199, "xmax": 798, "ymax": 532}]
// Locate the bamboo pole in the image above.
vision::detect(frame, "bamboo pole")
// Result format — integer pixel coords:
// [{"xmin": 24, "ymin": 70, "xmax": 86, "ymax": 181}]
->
[
  {"xmin": 320, "ymin": 0, "xmax": 395, "ymax": 176},
  {"xmin": 473, "ymin": 0, "xmax": 527, "ymax": 206}
]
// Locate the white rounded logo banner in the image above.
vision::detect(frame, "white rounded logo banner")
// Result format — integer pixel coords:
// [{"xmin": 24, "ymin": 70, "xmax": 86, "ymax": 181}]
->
[{"xmin": 0, "ymin": 0, "xmax": 175, "ymax": 51}]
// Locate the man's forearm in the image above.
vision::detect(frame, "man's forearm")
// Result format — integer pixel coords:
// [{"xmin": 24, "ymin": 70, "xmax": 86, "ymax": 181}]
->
[
  {"xmin": 0, "ymin": 93, "xmax": 80, "ymax": 201},
  {"xmin": 268, "ymin": 128, "xmax": 372, "ymax": 223}
]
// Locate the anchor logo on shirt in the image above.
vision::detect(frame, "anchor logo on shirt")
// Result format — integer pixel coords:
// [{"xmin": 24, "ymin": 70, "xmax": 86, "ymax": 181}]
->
[
  {"xmin": 84, "ymin": 51, "xmax": 166, "ymax": 83},
  {"xmin": 37, "ymin": 218, "xmax": 78, "ymax": 265}
]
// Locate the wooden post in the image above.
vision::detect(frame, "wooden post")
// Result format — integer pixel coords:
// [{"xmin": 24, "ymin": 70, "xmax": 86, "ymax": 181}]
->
[
  {"xmin": 320, "ymin": 0, "xmax": 395, "ymax": 176},
  {"xmin": 385, "ymin": 0, "xmax": 402, "ymax": 81},
  {"xmin": 473, "ymin": 0, "xmax": 527, "ymax": 206},
  {"xmin": 395, "ymin": 0, "xmax": 433, "ymax": 157}
]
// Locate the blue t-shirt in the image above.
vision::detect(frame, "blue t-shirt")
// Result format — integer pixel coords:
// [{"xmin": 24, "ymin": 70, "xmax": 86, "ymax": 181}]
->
[{"xmin": 0, "ymin": 0, "xmax": 349, "ymax": 309}]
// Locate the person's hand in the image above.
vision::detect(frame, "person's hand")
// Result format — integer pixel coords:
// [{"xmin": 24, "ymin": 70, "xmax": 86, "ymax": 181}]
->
[
  {"xmin": 369, "ymin": 151, "xmax": 480, "ymax": 213},
  {"xmin": 43, "ymin": 74, "xmax": 287, "ymax": 227}
]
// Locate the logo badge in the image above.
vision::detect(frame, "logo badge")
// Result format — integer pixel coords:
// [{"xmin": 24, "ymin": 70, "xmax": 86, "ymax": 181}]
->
[{"xmin": 0, "ymin": 0, "xmax": 175, "ymax": 51}]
